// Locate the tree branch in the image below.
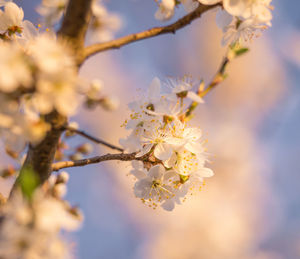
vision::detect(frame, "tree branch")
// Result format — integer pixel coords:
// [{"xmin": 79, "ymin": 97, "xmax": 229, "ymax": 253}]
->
[
  {"xmin": 52, "ymin": 152, "xmax": 145, "ymax": 171},
  {"xmin": 185, "ymin": 56, "xmax": 229, "ymax": 118},
  {"xmin": 82, "ymin": 3, "xmax": 221, "ymax": 62},
  {"xmin": 64, "ymin": 126, "xmax": 124, "ymax": 152}
]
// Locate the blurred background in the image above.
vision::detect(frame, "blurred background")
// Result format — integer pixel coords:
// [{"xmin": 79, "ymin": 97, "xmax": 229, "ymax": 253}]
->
[{"xmin": 1, "ymin": 0, "xmax": 300, "ymax": 258}]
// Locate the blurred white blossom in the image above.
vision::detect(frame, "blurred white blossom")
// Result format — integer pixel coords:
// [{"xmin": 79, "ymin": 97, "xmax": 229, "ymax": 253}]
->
[
  {"xmin": 36, "ymin": 0, "xmax": 68, "ymax": 26},
  {"xmin": 0, "ymin": 173, "xmax": 82, "ymax": 259},
  {"xmin": 87, "ymin": 0, "xmax": 122, "ymax": 43}
]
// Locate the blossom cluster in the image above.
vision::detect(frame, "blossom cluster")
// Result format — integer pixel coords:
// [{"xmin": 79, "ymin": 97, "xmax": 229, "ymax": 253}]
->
[
  {"xmin": 0, "ymin": 1, "xmax": 116, "ymax": 154},
  {"xmin": 155, "ymin": 0, "xmax": 273, "ymax": 45},
  {"xmin": 120, "ymin": 77, "xmax": 214, "ymax": 210},
  {"xmin": 0, "ymin": 19, "xmax": 79, "ymax": 152},
  {"xmin": 0, "ymin": 172, "xmax": 82, "ymax": 259}
]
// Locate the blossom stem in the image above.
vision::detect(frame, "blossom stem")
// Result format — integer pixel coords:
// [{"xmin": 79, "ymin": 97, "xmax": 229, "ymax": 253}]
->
[
  {"xmin": 64, "ymin": 126, "xmax": 124, "ymax": 152},
  {"xmin": 185, "ymin": 56, "xmax": 229, "ymax": 118},
  {"xmin": 52, "ymin": 152, "xmax": 149, "ymax": 171},
  {"xmin": 82, "ymin": 3, "xmax": 221, "ymax": 63}
]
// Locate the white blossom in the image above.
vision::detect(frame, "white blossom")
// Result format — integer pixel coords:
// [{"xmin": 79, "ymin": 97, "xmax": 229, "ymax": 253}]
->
[
  {"xmin": 134, "ymin": 164, "xmax": 179, "ymax": 209},
  {"xmin": 87, "ymin": 0, "xmax": 122, "ymax": 43},
  {"xmin": 0, "ymin": 42, "xmax": 32, "ymax": 92},
  {"xmin": 28, "ymin": 34, "xmax": 79, "ymax": 116},
  {"xmin": 0, "ymin": 2, "xmax": 23, "ymax": 34},
  {"xmin": 155, "ymin": 0, "xmax": 175, "ymax": 21},
  {"xmin": 36, "ymin": 0, "xmax": 68, "ymax": 26},
  {"xmin": 165, "ymin": 77, "xmax": 204, "ymax": 104},
  {"xmin": 219, "ymin": 0, "xmax": 273, "ymax": 45},
  {"xmin": 122, "ymin": 77, "xmax": 213, "ymax": 210},
  {"xmin": 0, "ymin": 188, "xmax": 81, "ymax": 259}
]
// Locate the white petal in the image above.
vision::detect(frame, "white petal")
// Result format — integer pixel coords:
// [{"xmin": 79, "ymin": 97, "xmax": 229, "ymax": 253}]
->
[
  {"xmin": 216, "ymin": 9, "xmax": 233, "ymax": 31},
  {"xmin": 134, "ymin": 178, "xmax": 152, "ymax": 198},
  {"xmin": 132, "ymin": 160, "xmax": 144, "ymax": 170},
  {"xmin": 223, "ymin": 0, "xmax": 248, "ymax": 17},
  {"xmin": 161, "ymin": 199, "xmax": 175, "ymax": 211},
  {"xmin": 148, "ymin": 164, "xmax": 165, "ymax": 179},
  {"xmin": 22, "ymin": 20, "xmax": 38, "ymax": 41},
  {"xmin": 187, "ymin": 91, "xmax": 204, "ymax": 103},
  {"xmin": 154, "ymin": 143, "xmax": 173, "ymax": 161},
  {"xmin": 163, "ymin": 153, "xmax": 177, "ymax": 168},
  {"xmin": 136, "ymin": 143, "xmax": 153, "ymax": 157},
  {"xmin": 130, "ymin": 169, "xmax": 147, "ymax": 180},
  {"xmin": 198, "ymin": 167, "xmax": 214, "ymax": 177},
  {"xmin": 148, "ymin": 77, "xmax": 161, "ymax": 103}
]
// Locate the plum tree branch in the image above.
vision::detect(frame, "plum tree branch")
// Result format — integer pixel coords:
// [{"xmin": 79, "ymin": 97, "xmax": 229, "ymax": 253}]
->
[
  {"xmin": 64, "ymin": 126, "xmax": 124, "ymax": 152},
  {"xmin": 82, "ymin": 3, "xmax": 221, "ymax": 63},
  {"xmin": 185, "ymin": 56, "xmax": 230, "ymax": 118},
  {"xmin": 52, "ymin": 152, "xmax": 149, "ymax": 171}
]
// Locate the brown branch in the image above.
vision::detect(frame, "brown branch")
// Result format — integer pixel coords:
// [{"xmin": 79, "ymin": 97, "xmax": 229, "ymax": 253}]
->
[
  {"xmin": 52, "ymin": 152, "xmax": 145, "ymax": 171},
  {"xmin": 82, "ymin": 3, "xmax": 221, "ymax": 62},
  {"xmin": 65, "ymin": 126, "xmax": 124, "ymax": 152}
]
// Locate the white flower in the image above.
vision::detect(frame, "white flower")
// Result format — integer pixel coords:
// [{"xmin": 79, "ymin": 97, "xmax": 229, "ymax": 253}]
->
[
  {"xmin": 223, "ymin": 0, "xmax": 272, "ymax": 23},
  {"xmin": 165, "ymin": 77, "xmax": 204, "ymax": 104},
  {"xmin": 36, "ymin": 0, "xmax": 68, "ymax": 25},
  {"xmin": 221, "ymin": 17, "xmax": 264, "ymax": 45},
  {"xmin": 34, "ymin": 196, "xmax": 80, "ymax": 233},
  {"xmin": 28, "ymin": 34, "xmax": 79, "ymax": 116},
  {"xmin": 87, "ymin": 0, "xmax": 122, "ymax": 43},
  {"xmin": 0, "ymin": 42, "xmax": 32, "ymax": 92},
  {"xmin": 134, "ymin": 164, "xmax": 178, "ymax": 208},
  {"xmin": 119, "ymin": 128, "xmax": 143, "ymax": 153},
  {"xmin": 0, "ymin": 189, "xmax": 81, "ymax": 259},
  {"xmin": 130, "ymin": 161, "xmax": 148, "ymax": 180},
  {"xmin": 164, "ymin": 147, "xmax": 211, "ymax": 176},
  {"xmin": 19, "ymin": 20, "xmax": 39, "ymax": 43},
  {"xmin": 125, "ymin": 77, "xmax": 161, "ymax": 129},
  {"xmin": 0, "ymin": 2, "xmax": 24, "ymax": 33},
  {"xmin": 155, "ymin": 0, "xmax": 175, "ymax": 21},
  {"xmin": 136, "ymin": 123, "xmax": 175, "ymax": 161},
  {"xmin": 169, "ymin": 119, "xmax": 204, "ymax": 154},
  {"xmin": 28, "ymin": 34, "xmax": 74, "ymax": 75}
]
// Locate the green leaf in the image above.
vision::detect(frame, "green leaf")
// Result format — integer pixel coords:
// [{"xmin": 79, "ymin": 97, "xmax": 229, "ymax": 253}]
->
[
  {"xmin": 18, "ymin": 167, "xmax": 39, "ymax": 200},
  {"xmin": 234, "ymin": 47, "xmax": 249, "ymax": 57}
]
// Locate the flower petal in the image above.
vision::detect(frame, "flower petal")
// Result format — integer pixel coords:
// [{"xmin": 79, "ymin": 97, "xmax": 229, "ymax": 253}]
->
[{"xmin": 154, "ymin": 143, "xmax": 173, "ymax": 161}]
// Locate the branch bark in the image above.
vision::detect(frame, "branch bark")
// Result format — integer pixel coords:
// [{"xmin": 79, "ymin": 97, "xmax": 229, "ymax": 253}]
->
[
  {"xmin": 65, "ymin": 126, "xmax": 124, "ymax": 152},
  {"xmin": 82, "ymin": 3, "xmax": 221, "ymax": 63},
  {"xmin": 52, "ymin": 152, "xmax": 145, "ymax": 171}
]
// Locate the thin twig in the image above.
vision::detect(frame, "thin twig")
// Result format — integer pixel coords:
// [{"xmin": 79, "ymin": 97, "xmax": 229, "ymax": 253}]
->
[
  {"xmin": 82, "ymin": 3, "xmax": 221, "ymax": 62},
  {"xmin": 65, "ymin": 126, "xmax": 124, "ymax": 152},
  {"xmin": 185, "ymin": 56, "xmax": 229, "ymax": 118},
  {"xmin": 52, "ymin": 152, "xmax": 147, "ymax": 171}
]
